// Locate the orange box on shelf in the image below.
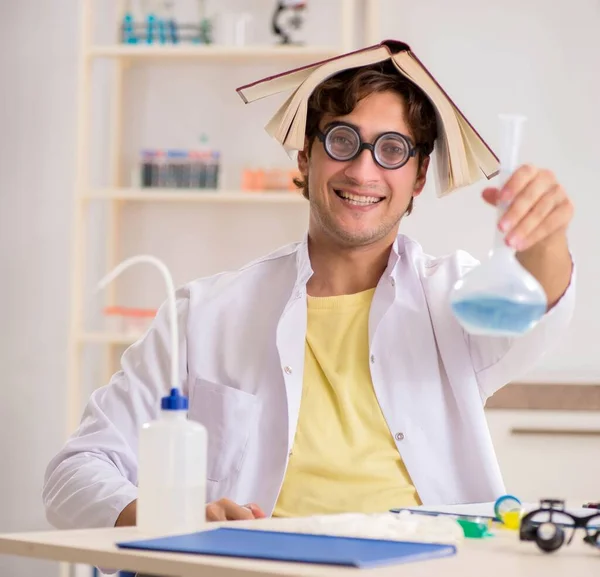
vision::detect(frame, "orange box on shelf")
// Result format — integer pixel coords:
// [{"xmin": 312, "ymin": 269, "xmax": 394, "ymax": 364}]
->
[
  {"xmin": 103, "ymin": 306, "xmax": 158, "ymax": 336},
  {"xmin": 241, "ymin": 168, "xmax": 301, "ymax": 192}
]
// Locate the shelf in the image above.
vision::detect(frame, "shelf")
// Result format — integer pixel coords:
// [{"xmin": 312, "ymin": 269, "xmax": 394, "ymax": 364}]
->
[
  {"xmin": 79, "ymin": 332, "xmax": 141, "ymax": 345},
  {"xmin": 87, "ymin": 44, "xmax": 340, "ymax": 63},
  {"xmin": 84, "ymin": 188, "xmax": 306, "ymax": 203},
  {"xmin": 66, "ymin": 0, "xmax": 361, "ymax": 439}
]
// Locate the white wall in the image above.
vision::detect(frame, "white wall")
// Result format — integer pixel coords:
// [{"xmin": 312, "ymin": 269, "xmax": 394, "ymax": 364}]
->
[
  {"xmin": 380, "ymin": 0, "xmax": 600, "ymax": 381},
  {"xmin": 0, "ymin": 1, "xmax": 78, "ymax": 576},
  {"xmin": 0, "ymin": 1, "xmax": 598, "ymax": 576}
]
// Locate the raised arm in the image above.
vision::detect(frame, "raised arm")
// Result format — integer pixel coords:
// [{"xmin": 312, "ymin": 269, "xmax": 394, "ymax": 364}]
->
[{"xmin": 470, "ymin": 165, "xmax": 576, "ymax": 400}]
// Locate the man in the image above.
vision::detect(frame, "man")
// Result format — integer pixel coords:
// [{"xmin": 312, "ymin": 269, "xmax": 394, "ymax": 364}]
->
[{"xmin": 43, "ymin": 61, "xmax": 575, "ymax": 528}]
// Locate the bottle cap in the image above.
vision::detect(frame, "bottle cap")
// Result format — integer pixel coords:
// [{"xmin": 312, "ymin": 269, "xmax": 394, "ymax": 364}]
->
[{"xmin": 161, "ymin": 388, "xmax": 189, "ymax": 410}]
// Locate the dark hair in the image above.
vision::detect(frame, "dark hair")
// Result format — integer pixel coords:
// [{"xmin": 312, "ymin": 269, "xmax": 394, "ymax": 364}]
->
[{"xmin": 294, "ymin": 60, "xmax": 438, "ymax": 215}]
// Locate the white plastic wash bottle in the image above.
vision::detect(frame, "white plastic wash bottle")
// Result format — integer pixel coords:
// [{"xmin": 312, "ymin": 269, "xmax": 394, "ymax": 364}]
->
[{"xmin": 97, "ymin": 255, "xmax": 207, "ymax": 534}]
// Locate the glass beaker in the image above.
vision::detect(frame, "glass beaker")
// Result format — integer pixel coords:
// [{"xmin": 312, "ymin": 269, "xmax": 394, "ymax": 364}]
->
[{"xmin": 449, "ymin": 114, "xmax": 547, "ymax": 336}]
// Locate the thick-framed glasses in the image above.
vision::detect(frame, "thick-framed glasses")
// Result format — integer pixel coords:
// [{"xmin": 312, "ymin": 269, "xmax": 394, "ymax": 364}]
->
[
  {"xmin": 315, "ymin": 122, "xmax": 421, "ymax": 170},
  {"xmin": 519, "ymin": 499, "xmax": 600, "ymax": 553}
]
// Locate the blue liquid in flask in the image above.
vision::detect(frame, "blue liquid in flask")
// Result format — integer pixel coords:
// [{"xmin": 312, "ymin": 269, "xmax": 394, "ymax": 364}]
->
[
  {"xmin": 450, "ymin": 113, "xmax": 548, "ymax": 337},
  {"xmin": 451, "ymin": 296, "xmax": 547, "ymax": 336}
]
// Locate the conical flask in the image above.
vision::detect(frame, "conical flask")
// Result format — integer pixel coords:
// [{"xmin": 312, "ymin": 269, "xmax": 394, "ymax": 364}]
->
[{"xmin": 449, "ymin": 114, "xmax": 547, "ymax": 336}]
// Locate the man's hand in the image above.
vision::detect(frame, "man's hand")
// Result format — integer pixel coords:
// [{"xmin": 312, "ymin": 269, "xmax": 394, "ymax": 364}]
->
[
  {"xmin": 115, "ymin": 498, "xmax": 267, "ymax": 527},
  {"xmin": 482, "ymin": 164, "xmax": 574, "ymax": 308},
  {"xmin": 482, "ymin": 164, "xmax": 574, "ymax": 252},
  {"xmin": 206, "ymin": 498, "xmax": 266, "ymax": 521}
]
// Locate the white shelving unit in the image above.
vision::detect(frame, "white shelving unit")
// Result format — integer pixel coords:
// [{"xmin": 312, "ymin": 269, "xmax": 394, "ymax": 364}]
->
[
  {"xmin": 79, "ymin": 331, "xmax": 142, "ymax": 345},
  {"xmin": 85, "ymin": 187, "xmax": 306, "ymax": 202},
  {"xmin": 89, "ymin": 43, "xmax": 344, "ymax": 62},
  {"xmin": 66, "ymin": 1, "xmax": 379, "ymax": 575},
  {"xmin": 68, "ymin": 0, "xmax": 371, "ymax": 435}
]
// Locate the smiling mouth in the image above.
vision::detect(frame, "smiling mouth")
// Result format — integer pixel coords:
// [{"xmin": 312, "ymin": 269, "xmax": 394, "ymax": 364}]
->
[{"xmin": 334, "ymin": 189, "xmax": 384, "ymax": 205}]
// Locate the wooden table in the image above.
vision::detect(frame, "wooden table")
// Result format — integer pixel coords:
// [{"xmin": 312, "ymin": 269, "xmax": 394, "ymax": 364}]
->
[{"xmin": 0, "ymin": 524, "xmax": 597, "ymax": 577}]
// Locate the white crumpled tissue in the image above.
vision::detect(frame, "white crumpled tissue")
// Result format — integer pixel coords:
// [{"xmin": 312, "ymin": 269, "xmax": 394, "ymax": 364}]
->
[{"xmin": 232, "ymin": 511, "xmax": 465, "ymax": 546}]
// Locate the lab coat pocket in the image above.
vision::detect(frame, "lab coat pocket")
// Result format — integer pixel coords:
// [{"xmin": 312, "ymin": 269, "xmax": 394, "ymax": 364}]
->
[{"xmin": 188, "ymin": 378, "xmax": 258, "ymax": 483}]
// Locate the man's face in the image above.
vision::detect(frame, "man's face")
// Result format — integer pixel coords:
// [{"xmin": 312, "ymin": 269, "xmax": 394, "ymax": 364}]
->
[{"xmin": 299, "ymin": 90, "xmax": 428, "ymax": 249}]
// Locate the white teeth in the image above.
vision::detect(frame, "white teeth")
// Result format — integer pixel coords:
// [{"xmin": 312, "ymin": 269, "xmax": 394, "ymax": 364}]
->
[{"xmin": 337, "ymin": 191, "xmax": 382, "ymax": 204}]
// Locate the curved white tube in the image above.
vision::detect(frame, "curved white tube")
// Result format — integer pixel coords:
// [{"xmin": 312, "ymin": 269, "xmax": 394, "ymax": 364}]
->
[{"xmin": 96, "ymin": 255, "xmax": 179, "ymax": 392}]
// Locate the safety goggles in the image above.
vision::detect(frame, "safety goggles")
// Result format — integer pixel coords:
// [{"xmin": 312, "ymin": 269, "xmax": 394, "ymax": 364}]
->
[
  {"xmin": 519, "ymin": 499, "xmax": 600, "ymax": 553},
  {"xmin": 315, "ymin": 121, "xmax": 421, "ymax": 170}
]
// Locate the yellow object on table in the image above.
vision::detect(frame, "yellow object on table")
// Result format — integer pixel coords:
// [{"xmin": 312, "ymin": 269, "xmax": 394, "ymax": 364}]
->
[
  {"xmin": 501, "ymin": 510, "xmax": 523, "ymax": 531},
  {"xmin": 494, "ymin": 494, "xmax": 524, "ymax": 530}
]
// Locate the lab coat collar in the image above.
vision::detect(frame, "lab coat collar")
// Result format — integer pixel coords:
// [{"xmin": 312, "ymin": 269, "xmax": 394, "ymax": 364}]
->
[
  {"xmin": 294, "ymin": 231, "xmax": 314, "ymax": 291},
  {"xmin": 386, "ymin": 233, "xmax": 403, "ymax": 283},
  {"xmin": 293, "ymin": 231, "xmax": 405, "ymax": 293}
]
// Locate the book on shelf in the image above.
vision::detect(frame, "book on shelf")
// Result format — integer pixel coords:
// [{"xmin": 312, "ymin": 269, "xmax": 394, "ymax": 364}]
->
[{"xmin": 236, "ymin": 39, "xmax": 499, "ymax": 196}]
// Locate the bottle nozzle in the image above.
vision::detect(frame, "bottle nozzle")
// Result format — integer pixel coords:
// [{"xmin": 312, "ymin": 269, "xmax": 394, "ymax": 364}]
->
[
  {"xmin": 161, "ymin": 388, "xmax": 188, "ymax": 410},
  {"xmin": 96, "ymin": 255, "xmax": 180, "ymax": 395}
]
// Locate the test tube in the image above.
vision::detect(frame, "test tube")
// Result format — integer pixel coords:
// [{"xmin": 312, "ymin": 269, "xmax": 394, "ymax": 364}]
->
[
  {"xmin": 205, "ymin": 151, "xmax": 220, "ymax": 189},
  {"xmin": 153, "ymin": 149, "xmax": 167, "ymax": 188},
  {"xmin": 176, "ymin": 150, "xmax": 190, "ymax": 188},
  {"xmin": 196, "ymin": 150, "xmax": 208, "ymax": 188},
  {"xmin": 140, "ymin": 149, "xmax": 155, "ymax": 188},
  {"xmin": 188, "ymin": 151, "xmax": 200, "ymax": 188},
  {"xmin": 121, "ymin": 0, "xmax": 138, "ymax": 44},
  {"xmin": 165, "ymin": 149, "xmax": 188, "ymax": 188}
]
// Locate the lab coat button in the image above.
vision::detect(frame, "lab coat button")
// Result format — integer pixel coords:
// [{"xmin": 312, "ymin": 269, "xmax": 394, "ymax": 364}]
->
[
  {"xmin": 395, "ymin": 432, "xmax": 405, "ymax": 441},
  {"xmin": 370, "ymin": 354, "xmax": 375, "ymax": 364},
  {"xmin": 284, "ymin": 366, "xmax": 293, "ymax": 375},
  {"xmin": 390, "ymin": 277, "xmax": 396, "ymax": 287}
]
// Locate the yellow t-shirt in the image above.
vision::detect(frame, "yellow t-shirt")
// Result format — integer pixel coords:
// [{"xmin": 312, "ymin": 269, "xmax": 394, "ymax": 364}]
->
[{"xmin": 273, "ymin": 288, "xmax": 420, "ymax": 517}]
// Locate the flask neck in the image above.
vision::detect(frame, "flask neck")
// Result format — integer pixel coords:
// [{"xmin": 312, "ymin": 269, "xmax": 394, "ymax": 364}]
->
[{"xmin": 492, "ymin": 202, "xmax": 516, "ymax": 256}]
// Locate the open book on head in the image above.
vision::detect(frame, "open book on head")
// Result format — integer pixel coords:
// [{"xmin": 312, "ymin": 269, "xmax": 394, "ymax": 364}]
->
[{"xmin": 236, "ymin": 39, "xmax": 500, "ymax": 197}]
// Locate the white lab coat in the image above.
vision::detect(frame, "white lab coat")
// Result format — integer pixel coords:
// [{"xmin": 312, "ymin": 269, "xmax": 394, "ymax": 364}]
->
[{"xmin": 43, "ymin": 234, "xmax": 575, "ymax": 529}]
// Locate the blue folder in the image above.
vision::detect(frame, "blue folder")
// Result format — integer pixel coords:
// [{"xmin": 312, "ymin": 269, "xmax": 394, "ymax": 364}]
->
[{"xmin": 117, "ymin": 527, "xmax": 456, "ymax": 568}]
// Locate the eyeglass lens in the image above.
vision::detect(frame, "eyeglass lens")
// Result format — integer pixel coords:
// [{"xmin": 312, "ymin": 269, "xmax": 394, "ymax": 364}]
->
[{"xmin": 324, "ymin": 124, "xmax": 411, "ymax": 169}]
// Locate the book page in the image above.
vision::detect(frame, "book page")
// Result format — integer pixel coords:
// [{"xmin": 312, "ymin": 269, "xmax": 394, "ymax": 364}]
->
[
  {"xmin": 238, "ymin": 65, "xmax": 321, "ymax": 104},
  {"xmin": 456, "ymin": 117, "xmax": 483, "ymax": 183},
  {"xmin": 288, "ymin": 97, "xmax": 309, "ymax": 150},
  {"xmin": 278, "ymin": 46, "xmax": 392, "ymax": 151},
  {"xmin": 455, "ymin": 113, "xmax": 499, "ymax": 178},
  {"xmin": 392, "ymin": 52, "xmax": 474, "ymax": 192},
  {"xmin": 265, "ymin": 88, "xmax": 300, "ymax": 142},
  {"xmin": 432, "ymin": 137, "xmax": 451, "ymax": 197}
]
